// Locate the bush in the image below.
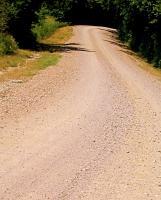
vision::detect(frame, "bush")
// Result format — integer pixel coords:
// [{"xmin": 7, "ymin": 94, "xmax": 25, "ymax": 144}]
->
[
  {"xmin": 0, "ymin": 33, "xmax": 18, "ymax": 55},
  {"xmin": 32, "ymin": 16, "xmax": 66, "ymax": 41}
]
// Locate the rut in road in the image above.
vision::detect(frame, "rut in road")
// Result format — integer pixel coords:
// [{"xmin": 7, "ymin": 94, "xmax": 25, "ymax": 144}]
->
[{"xmin": 0, "ymin": 26, "xmax": 161, "ymax": 200}]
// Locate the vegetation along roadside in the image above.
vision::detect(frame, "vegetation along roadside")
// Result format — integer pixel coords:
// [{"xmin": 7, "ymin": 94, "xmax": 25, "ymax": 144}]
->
[{"xmin": 0, "ymin": 13, "xmax": 72, "ymax": 82}]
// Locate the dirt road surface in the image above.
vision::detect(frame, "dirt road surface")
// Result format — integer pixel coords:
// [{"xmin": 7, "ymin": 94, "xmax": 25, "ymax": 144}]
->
[{"xmin": 1, "ymin": 26, "xmax": 161, "ymax": 199}]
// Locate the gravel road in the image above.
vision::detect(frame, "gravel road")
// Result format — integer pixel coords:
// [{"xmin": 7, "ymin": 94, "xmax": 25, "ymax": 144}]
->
[{"xmin": 0, "ymin": 26, "xmax": 161, "ymax": 200}]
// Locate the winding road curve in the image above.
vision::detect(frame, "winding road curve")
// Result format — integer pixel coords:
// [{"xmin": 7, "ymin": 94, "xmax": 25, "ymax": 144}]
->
[{"xmin": 1, "ymin": 26, "xmax": 161, "ymax": 199}]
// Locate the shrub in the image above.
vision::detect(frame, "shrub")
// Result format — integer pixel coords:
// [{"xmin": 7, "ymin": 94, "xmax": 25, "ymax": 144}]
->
[
  {"xmin": 32, "ymin": 16, "xmax": 66, "ymax": 41},
  {"xmin": 0, "ymin": 33, "xmax": 18, "ymax": 55}
]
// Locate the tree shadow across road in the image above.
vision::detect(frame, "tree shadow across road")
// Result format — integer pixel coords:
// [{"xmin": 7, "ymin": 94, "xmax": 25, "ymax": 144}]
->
[
  {"xmin": 99, "ymin": 27, "xmax": 135, "ymax": 56},
  {"xmin": 35, "ymin": 42, "xmax": 94, "ymax": 53},
  {"xmin": 104, "ymin": 39, "xmax": 128, "ymax": 49},
  {"xmin": 98, "ymin": 27, "xmax": 118, "ymax": 35},
  {"xmin": 98, "ymin": 27, "xmax": 130, "ymax": 51}
]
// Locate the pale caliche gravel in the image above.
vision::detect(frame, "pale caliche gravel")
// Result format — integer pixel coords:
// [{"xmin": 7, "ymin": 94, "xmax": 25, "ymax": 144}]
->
[{"xmin": 0, "ymin": 26, "xmax": 161, "ymax": 199}]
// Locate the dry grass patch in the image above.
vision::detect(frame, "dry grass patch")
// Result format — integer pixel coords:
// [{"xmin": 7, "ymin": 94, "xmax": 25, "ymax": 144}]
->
[
  {"xmin": 0, "ymin": 52, "xmax": 60, "ymax": 82},
  {"xmin": 42, "ymin": 26, "xmax": 73, "ymax": 44},
  {"xmin": 0, "ymin": 50, "xmax": 33, "ymax": 71},
  {"xmin": 137, "ymin": 58, "xmax": 161, "ymax": 80},
  {"xmin": 124, "ymin": 49, "xmax": 161, "ymax": 81}
]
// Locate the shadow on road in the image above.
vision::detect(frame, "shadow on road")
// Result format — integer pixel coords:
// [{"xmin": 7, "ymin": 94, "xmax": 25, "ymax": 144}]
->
[
  {"xmin": 100, "ymin": 27, "xmax": 137, "ymax": 57},
  {"xmin": 98, "ymin": 28, "xmax": 117, "ymax": 34},
  {"xmin": 35, "ymin": 42, "xmax": 94, "ymax": 53},
  {"xmin": 104, "ymin": 39, "xmax": 137, "ymax": 57},
  {"xmin": 104, "ymin": 39, "xmax": 128, "ymax": 49}
]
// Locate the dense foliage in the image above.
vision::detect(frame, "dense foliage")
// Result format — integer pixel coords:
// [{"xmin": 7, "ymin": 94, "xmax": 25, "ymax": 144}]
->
[
  {"xmin": 114, "ymin": 0, "xmax": 161, "ymax": 67},
  {"xmin": 0, "ymin": 0, "xmax": 161, "ymax": 67},
  {"xmin": 32, "ymin": 15, "xmax": 66, "ymax": 41}
]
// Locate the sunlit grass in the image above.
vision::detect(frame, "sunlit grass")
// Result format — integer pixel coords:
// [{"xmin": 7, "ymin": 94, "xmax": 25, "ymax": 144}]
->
[
  {"xmin": 42, "ymin": 26, "xmax": 73, "ymax": 44},
  {"xmin": 123, "ymin": 48, "xmax": 161, "ymax": 81},
  {"xmin": 23, "ymin": 53, "xmax": 61, "ymax": 77},
  {"xmin": 0, "ymin": 50, "xmax": 33, "ymax": 70}
]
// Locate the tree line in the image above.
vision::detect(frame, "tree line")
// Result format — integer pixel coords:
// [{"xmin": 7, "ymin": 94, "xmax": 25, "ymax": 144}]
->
[{"xmin": 0, "ymin": 0, "xmax": 161, "ymax": 67}]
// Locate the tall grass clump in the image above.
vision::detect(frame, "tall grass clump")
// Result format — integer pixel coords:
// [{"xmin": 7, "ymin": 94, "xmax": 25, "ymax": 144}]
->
[
  {"xmin": 0, "ymin": 33, "xmax": 18, "ymax": 55},
  {"xmin": 32, "ymin": 16, "xmax": 66, "ymax": 41}
]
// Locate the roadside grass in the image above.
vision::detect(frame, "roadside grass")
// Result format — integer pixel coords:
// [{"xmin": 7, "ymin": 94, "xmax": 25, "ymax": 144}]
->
[
  {"xmin": 0, "ymin": 53, "xmax": 61, "ymax": 81},
  {"xmin": 22, "ymin": 53, "xmax": 61, "ymax": 77},
  {"xmin": 137, "ymin": 57, "xmax": 161, "ymax": 81},
  {"xmin": 42, "ymin": 26, "xmax": 73, "ymax": 44},
  {"xmin": 0, "ymin": 50, "xmax": 33, "ymax": 70},
  {"xmin": 128, "ymin": 53, "xmax": 161, "ymax": 81},
  {"xmin": 0, "ymin": 26, "xmax": 73, "ymax": 82},
  {"xmin": 122, "ymin": 48, "xmax": 161, "ymax": 81}
]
